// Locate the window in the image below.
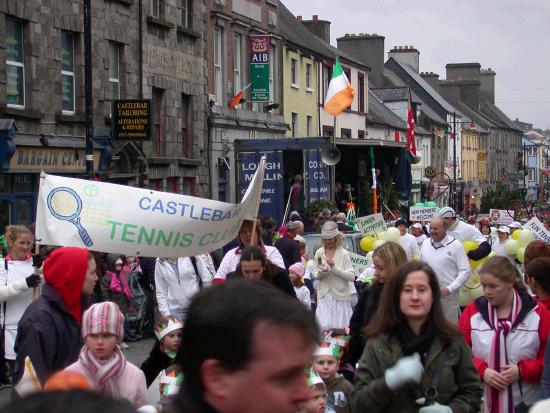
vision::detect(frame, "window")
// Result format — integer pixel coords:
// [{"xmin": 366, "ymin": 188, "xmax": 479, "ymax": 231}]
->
[
  {"xmin": 61, "ymin": 31, "xmax": 75, "ymax": 113},
  {"xmin": 358, "ymin": 130, "xmax": 365, "ymax": 139},
  {"xmin": 322, "ymin": 64, "xmax": 331, "ymax": 101},
  {"xmin": 108, "ymin": 42, "xmax": 120, "ymax": 100},
  {"xmin": 233, "ymin": 33, "xmax": 243, "ymax": 103},
  {"xmin": 305, "ymin": 63, "xmax": 312, "ymax": 89},
  {"xmin": 151, "ymin": 0, "xmax": 160, "ymax": 17},
  {"xmin": 306, "ymin": 115, "xmax": 313, "ymax": 136},
  {"xmin": 528, "ymin": 168, "xmax": 534, "ymax": 182},
  {"xmin": 181, "ymin": 93, "xmax": 192, "ymax": 157},
  {"xmin": 358, "ymin": 72, "xmax": 365, "ymax": 113},
  {"xmin": 153, "ymin": 87, "xmax": 164, "ymax": 156},
  {"xmin": 214, "ymin": 26, "xmax": 224, "ymax": 105},
  {"xmin": 291, "ymin": 112, "xmax": 298, "ymax": 136},
  {"xmin": 341, "ymin": 128, "xmax": 352, "ymax": 139},
  {"xmin": 269, "ymin": 43, "xmax": 275, "ymax": 102},
  {"xmin": 181, "ymin": 0, "xmax": 192, "ymax": 28},
  {"xmin": 291, "ymin": 58, "xmax": 298, "ymax": 86},
  {"xmin": 6, "ymin": 17, "xmax": 25, "ymax": 108},
  {"xmin": 322, "ymin": 125, "xmax": 334, "ymax": 137}
]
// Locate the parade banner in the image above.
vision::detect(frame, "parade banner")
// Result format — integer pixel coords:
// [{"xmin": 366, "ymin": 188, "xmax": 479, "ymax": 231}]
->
[
  {"xmin": 489, "ymin": 209, "xmax": 514, "ymax": 225},
  {"xmin": 523, "ymin": 216, "xmax": 550, "ymax": 244},
  {"xmin": 410, "ymin": 206, "xmax": 439, "ymax": 222},
  {"xmin": 356, "ymin": 213, "xmax": 386, "ymax": 236},
  {"xmin": 36, "ymin": 159, "xmax": 266, "ymax": 257},
  {"xmin": 349, "ymin": 252, "xmax": 371, "ymax": 274}
]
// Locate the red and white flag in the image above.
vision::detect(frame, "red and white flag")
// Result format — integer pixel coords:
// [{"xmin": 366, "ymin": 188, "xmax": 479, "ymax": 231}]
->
[{"xmin": 407, "ymin": 91, "xmax": 416, "ymax": 156}]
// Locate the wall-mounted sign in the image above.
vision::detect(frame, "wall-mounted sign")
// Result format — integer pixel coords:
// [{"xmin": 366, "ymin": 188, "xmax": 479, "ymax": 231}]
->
[
  {"xmin": 249, "ymin": 35, "xmax": 270, "ymax": 102},
  {"xmin": 9, "ymin": 147, "xmax": 100, "ymax": 173},
  {"xmin": 424, "ymin": 166, "xmax": 436, "ymax": 178},
  {"xmin": 111, "ymin": 99, "xmax": 152, "ymax": 140},
  {"xmin": 477, "ymin": 151, "xmax": 487, "ymax": 182}
]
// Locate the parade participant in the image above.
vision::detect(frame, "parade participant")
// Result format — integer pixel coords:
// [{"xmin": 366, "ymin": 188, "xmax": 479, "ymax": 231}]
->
[
  {"xmin": 215, "ymin": 219, "xmax": 284, "ymax": 281},
  {"xmin": 13, "ymin": 247, "xmax": 97, "ymax": 385},
  {"xmin": 491, "ymin": 226, "xmax": 511, "ymax": 258},
  {"xmin": 0, "ymin": 225, "xmax": 42, "ymax": 382},
  {"xmin": 312, "ymin": 221, "xmax": 356, "ymax": 332},
  {"xmin": 438, "ymin": 207, "xmax": 491, "ymax": 261},
  {"xmin": 155, "ymin": 254, "xmax": 213, "ymax": 321},
  {"xmin": 459, "ymin": 256, "xmax": 550, "ymax": 412},
  {"xmin": 346, "ymin": 242, "xmax": 407, "ymax": 372},
  {"xmin": 141, "ymin": 316, "xmax": 183, "ymax": 386},
  {"xmin": 410, "ymin": 223, "xmax": 427, "ymax": 248},
  {"xmin": 226, "ymin": 246, "xmax": 295, "ymax": 297},
  {"xmin": 394, "ymin": 218, "xmax": 419, "ymax": 260},
  {"xmin": 524, "ymin": 258, "xmax": 550, "ymax": 310},
  {"xmin": 274, "ymin": 221, "xmax": 301, "ymax": 270},
  {"xmin": 261, "ymin": 216, "xmax": 277, "ymax": 246},
  {"xmin": 478, "ymin": 217, "xmax": 494, "ymax": 245},
  {"xmin": 169, "ymin": 278, "xmax": 318, "ymax": 413},
  {"xmin": 302, "ymin": 370, "xmax": 327, "ymax": 413},
  {"xmin": 420, "ymin": 217, "xmax": 471, "ymax": 323},
  {"xmin": 508, "ymin": 221, "xmax": 523, "ymax": 235},
  {"xmin": 524, "ymin": 240, "xmax": 550, "ymax": 267},
  {"xmin": 352, "ymin": 261, "xmax": 482, "ymax": 413},
  {"xmin": 289, "ymin": 262, "xmax": 310, "ymax": 307},
  {"xmin": 64, "ymin": 302, "xmax": 148, "ymax": 407},
  {"xmin": 312, "ymin": 344, "xmax": 352, "ymax": 413}
]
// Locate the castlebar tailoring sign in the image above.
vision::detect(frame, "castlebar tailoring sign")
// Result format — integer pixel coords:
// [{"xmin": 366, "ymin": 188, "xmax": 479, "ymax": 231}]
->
[
  {"xmin": 249, "ymin": 35, "xmax": 270, "ymax": 102},
  {"xmin": 112, "ymin": 99, "xmax": 152, "ymax": 140}
]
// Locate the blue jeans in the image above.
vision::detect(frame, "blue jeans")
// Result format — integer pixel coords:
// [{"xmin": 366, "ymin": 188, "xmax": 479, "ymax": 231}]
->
[{"xmin": 169, "ymin": 308, "xmax": 187, "ymax": 322}]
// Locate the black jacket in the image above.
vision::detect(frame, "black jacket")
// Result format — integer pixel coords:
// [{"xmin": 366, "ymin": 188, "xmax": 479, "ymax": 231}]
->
[
  {"xmin": 141, "ymin": 341, "xmax": 176, "ymax": 386},
  {"xmin": 226, "ymin": 266, "xmax": 296, "ymax": 298},
  {"xmin": 13, "ymin": 284, "xmax": 84, "ymax": 385},
  {"xmin": 274, "ymin": 236, "xmax": 300, "ymax": 270},
  {"xmin": 167, "ymin": 385, "xmax": 219, "ymax": 413}
]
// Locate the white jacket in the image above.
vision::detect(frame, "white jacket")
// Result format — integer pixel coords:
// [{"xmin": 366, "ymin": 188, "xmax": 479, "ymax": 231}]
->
[
  {"xmin": 398, "ymin": 233, "xmax": 420, "ymax": 260},
  {"xmin": 215, "ymin": 246, "xmax": 285, "ymax": 280},
  {"xmin": 155, "ymin": 256, "xmax": 213, "ymax": 318},
  {"xmin": 0, "ymin": 258, "xmax": 34, "ymax": 327}
]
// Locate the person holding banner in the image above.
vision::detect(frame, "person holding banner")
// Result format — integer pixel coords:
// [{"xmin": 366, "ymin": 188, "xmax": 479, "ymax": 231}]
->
[
  {"xmin": 215, "ymin": 219, "xmax": 284, "ymax": 281},
  {"xmin": 312, "ymin": 221, "xmax": 356, "ymax": 332}
]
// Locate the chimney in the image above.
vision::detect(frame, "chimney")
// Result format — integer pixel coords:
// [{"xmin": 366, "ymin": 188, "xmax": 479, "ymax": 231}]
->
[
  {"xmin": 388, "ymin": 45, "xmax": 420, "ymax": 73},
  {"xmin": 480, "ymin": 68, "xmax": 496, "ymax": 104},
  {"xmin": 445, "ymin": 63, "xmax": 481, "ymax": 81},
  {"xmin": 337, "ymin": 33, "xmax": 385, "ymax": 87},
  {"xmin": 297, "ymin": 15, "xmax": 302, "ymax": 22},
  {"xmin": 420, "ymin": 72, "xmax": 439, "ymax": 92},
  {"xmin": 444, "ymin": 63, "xmax": 482, "ymax": 109},
  {"xmin": 300, "ymin": 15, "xmax": 331, "ymax": 44}
]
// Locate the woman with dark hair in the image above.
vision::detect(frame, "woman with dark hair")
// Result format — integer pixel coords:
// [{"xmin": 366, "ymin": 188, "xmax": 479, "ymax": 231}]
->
[
  {"xmin": 525, "ymin": 257, "xmax": 550, "ymax": 310},
  {"xmin": 352, "ymin": 261, "xmax": 482, "ymax": 413},
  {"xmin": 524, "ymin": 240, "xmax": 550, "ymax": 267},
  {"xmin": 459, "ymin": 256, "xmax": 550, "ymax": 412},
  {"xmin": 226, "ymin": 246, "xmax": 296, "ymax": 297}
]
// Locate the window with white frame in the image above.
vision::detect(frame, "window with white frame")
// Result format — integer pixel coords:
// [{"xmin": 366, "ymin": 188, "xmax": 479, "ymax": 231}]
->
[
  {"xmin": 291, "ymin": 58, "xmax": 298, "ymax": 86},
  {"xmin": 306, "ymin": 115, "xmax": 312, "ymax": 136},
  {"xmin": 291, "ymin": 112, "xmax": 298, "ymax": 136},
  {"xmin": 151, "ymin": 0, "xmax": 160, "ymax": 17},
  {"xmin": 233, "ymin": 33, "xmax": 243, "ymax": 100},
  {"xmin": 61, "ymin": 31, "xmax": 75, "ymax": 113},
  {"xmin": 528, "ymin": 168, "xmax": 535, "ymax": 182},
  {"xmin": 214, "ymin": 26, "xmax": 224, "ymax": 105},
  {"xmin": 181, "ymin": 0, "xmax": 192, "ymax": 28},
  {"xmin": 305, "ymin": 62, "xmax": 312, "ymax": 89},
  {"xmin": 6, "ymin": 17, "xmax": 25, "ymax": 108},
  {"xmin": 108, "ymin": 41, "xmax": 120, "ymax": 100}
]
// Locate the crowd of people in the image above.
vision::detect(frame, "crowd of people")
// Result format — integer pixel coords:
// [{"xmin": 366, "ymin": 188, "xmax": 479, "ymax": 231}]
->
[{"xmin": 0, "ymin": 206, "xmax": 550, "ymax": 413}]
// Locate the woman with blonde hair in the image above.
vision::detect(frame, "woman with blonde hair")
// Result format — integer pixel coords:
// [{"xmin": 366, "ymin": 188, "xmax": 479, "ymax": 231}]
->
[
  {"xmin": 0, "ymin": 225, "xmax": 42, "ymax": 384},
  {"xmin": 459, "ymin": 256, "xmax": 550, "ymax": 412},
  {"xmin": 312, "ymin": 221, "xmax": 355, "ymax": 332},
  {"xmin": 345, "ymin": 241, "xmax": 407, "ymax": 374}
]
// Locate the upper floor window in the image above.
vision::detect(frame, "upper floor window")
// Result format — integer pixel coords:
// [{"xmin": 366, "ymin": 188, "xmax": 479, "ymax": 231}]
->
[
  {"xmin": 305, "ymin": 63, "xmax": 312, "ymax": 89},
  {"xmin": 61, "ymin": 31, "xmax": 75, "ymax": 114},
  {"xmin": 108, "ymin": 41, "xmax": 120, "ymax": 100},
  {"xmin": 6, "ymin": 17, "xmax": 25, "ymax": 108},
  {"xmin": 269, "ymin": 43, "xmax": 275, "ymax": 102},
  {"xmin": 213, "ymin": 26, "xmax": 224, "ymax": 105},
  {"xmin": 181, "ymin": 0, "xmax": 192, "ymax": 28},
  {"xmin": 233, "ymin": 33, "xmax": 244, "ymax": 100},
  {"xmin": 358, "ymin": 72, "xmax": 365, "ymax": 113},
  {"xmin": 291, "ymin": 58, "xmax": 298, "ymax": 86},
  {"xmin": 151, "ymin": 0, "xmax": 161, "ymax": 18}
]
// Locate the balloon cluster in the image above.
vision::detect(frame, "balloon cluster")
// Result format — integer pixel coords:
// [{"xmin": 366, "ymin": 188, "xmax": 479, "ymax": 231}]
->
[
  {"xmin": 506, "ymin": 228, "xmax": 535, "ymax": 263},
  {"xmin": 413, "ymin": 201, "xmax": 438, "ymax": 208},
  {"xmin": 359, "ymin": 227, "xmax": 402, "ymax": 254}
]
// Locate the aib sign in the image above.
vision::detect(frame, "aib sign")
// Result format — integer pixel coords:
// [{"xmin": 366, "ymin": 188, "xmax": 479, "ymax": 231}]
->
[
  {"xmin": 250, "ymin": 36, "xmax": 270, "ymax": 63},
  {"xmin": 249, "ymin": 35, "xmax": 270, "ymax": 102}
]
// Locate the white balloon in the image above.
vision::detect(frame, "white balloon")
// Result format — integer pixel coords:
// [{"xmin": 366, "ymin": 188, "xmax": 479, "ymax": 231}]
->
[
  {"xmin": 504, "ymin": 239, "xmax": 519, "ymax": 255},
  {"xmin": 377, "ymin": 231, "xmax": 388, "ymax": 241},
  {"xmin": 373, "ymin": 239, "xmax": 386, "ymax": 249},
  {"xmin": 518, "ymin": 229, "xmax": 535, "ymax": 246},
  {"xmin": 386, "ymin": 227, "xmax": 401, "ymax": 242}
]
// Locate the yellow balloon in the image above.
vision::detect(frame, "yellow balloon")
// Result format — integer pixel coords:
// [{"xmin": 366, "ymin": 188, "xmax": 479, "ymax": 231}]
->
[
  {"xmin": 360, "ymin": 236, "xmax": 376, "ymax": 253},
  {"xmin": 511, "ymin": 229, "xmax": 521, "ymax": 241},
  {"xmin": 517, "ymin": 247, "xmax": 526, "ymax": 264},
  {"xmin": 469, "ymin": 258, "xmax": 482, "ymax": 268},
  {"xmin": 463, "ymin": 240, "xmax": 479, "ymax": 253}
]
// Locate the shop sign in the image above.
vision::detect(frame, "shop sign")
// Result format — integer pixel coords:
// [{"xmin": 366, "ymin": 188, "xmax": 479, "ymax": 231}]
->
[
  {"xmin": 249, "ymin": 36, "xmax": 270, "ymax": 102},
  {"xmin": 424, "ymin": 166, "xmax": 436, "ymax": 178},
  {"xmin": 111, "ymin": 99, "xmax": 152, "ymax": 140},
  {"xmin": 477, "ymin": 151, "xmax": 487, "ymax": 181},
  {"xmin": 9, "ymin": 147, "xmax": 100, "ymax": 173},
  {"xmin": 305, "ymin": 149, "xmax": 329, "ymax": 202}
]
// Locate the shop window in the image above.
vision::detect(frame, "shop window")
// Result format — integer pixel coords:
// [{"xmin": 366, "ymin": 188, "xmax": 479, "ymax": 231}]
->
[
  {"xmin": 6, "ymin": 17, "xmax": 25, "ymax": 108},
  {"xmin": 16, "ymin": 198, "xmax": 31, "ymax": 224},
  {"xmin": 61, "ymin": 31, "xmax": 75, "ymax": 114}
]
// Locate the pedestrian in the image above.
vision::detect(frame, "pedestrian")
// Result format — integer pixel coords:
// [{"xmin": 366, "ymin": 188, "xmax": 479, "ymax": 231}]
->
[
  {"xmin": 345, "ymin": 241, "xmax": 407, "ymax": 374},
  {"xmin": 261, "ymin": 216, "xmax": 277, "ymax": 246},
  {"xmin": 13, "ymin": 247, "xmax": 98, "ymax": 385},
  {"xmin": 459, "ymin": 256, "xmax": 550, "ymax": 411},
  {"xmin": 420, "ymin": 217, "xmax": 471, "ymax": 323},
  {"xmin": 394, "ymin": 218, "xmax": 419, "ymax": 260},
  {"xmin": 274, "ymin": 221, "xmax": 301, "ymax": 270},
  {"xmin": 524, "ymin": 240, "xmax": 550, "ymax": 267},
  {"xmin": 491, "ymin": 226, "xmax": 511, "ymax": 258},
  {"xmin": 525, "ymin": 257, "xmax": 550, "ymax": 311},
  {"xmin": 312, "ymin": 344, "xmax": 352, "ymax": 413},
  {"xmin": 290, "ymin": 174, "xmax": 304, "ymax": 212},
  {"xmin": 167, "ymin": 278, "xmax": 319, "ymax": 413},
  {"xmin": 215, "ymin": 219, "xmax": 285, "ymax": 281},
  {"xmin": 352, "ymin": 261, "xmax": 482, "ymax": 413},
  {"xmin": 140, "ymin": 316, "xmax": 183, "ymax": 386},
  {"xmin": 312, "ymin": 221, "xmax": 356, "ymax": 332},
  {"xmin": 226, "ymin": 245, "xmax": 295, "ymax": 296},
  {"xmin": 64, "ymin": 302, "xmax": 148, "ymax": 407},
  {"xmin": 289, "ymin": 262, "xmax": 310, "ymax": 307},
  {"xmin": 335, "ymin": 213, "xmax": 353, "ymax": 232},
  {"xmin": 155, "ymin": 254, "xmax": 213, "ymax": 321},
  {"xmin": 302, "ymin": 370, "xmax": 327, "ymax": 413}
]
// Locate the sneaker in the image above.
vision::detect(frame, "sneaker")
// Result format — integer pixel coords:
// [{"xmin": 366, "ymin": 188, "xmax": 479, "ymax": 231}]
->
[{"xmin": 120, "ymin": 342, "xmax": 130, "ymax": 350}]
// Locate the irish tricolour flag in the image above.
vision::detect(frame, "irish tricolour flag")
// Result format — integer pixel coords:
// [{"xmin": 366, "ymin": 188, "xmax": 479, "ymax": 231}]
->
[{"xmin": 324, "ymin": 57, "xmax": 355, "ymax": 116}]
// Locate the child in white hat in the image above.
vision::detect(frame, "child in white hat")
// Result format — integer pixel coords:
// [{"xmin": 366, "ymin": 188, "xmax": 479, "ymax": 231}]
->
[
  {"xmin": 64, "ymin": 302, "xmax": 147, "ymax": 407},
  {"xmin": 289, "ymin": 262, "xmax": 311, "ymax": 309},
  {"xmin": 301, "ymin": 369, "xmax": 327, "ymax": 413}
]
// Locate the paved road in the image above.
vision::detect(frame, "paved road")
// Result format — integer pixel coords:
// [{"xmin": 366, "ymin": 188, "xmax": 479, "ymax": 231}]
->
[{"xmin": 0, "ymin": 337, "xmax": 156, "ymax": 407}]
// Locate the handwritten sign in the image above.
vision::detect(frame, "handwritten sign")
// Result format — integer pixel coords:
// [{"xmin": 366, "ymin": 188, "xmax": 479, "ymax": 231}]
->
[
  {"xmin": 349, "ymin": 252, "xmax": 371, "ymax": 274},
  {"xmin": 523, "ymin": 217, "xmax": 550, "ymax": 244},
  {"xmin": 489, "ymin": 209, "xmax": 514, "ymax": 225},
  {"xmin": 410, "ymin": 207, "xmax": 439, "ymax": 222},
  {"xmin": 356, "ymin": 213, "xmax": 386, "ymax": 236}
]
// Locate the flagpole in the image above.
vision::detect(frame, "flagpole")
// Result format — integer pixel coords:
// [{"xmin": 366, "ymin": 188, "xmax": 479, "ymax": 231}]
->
[
  {"xmin": 332, "ymin": 116, "xmax": 337, "ymax": 200},
  {"xmin": 369, "ymin": 147, "xmax": 377, "ymax": 213}
]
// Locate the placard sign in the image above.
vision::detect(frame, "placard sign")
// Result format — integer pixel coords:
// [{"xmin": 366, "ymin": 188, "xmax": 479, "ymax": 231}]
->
[
  {"xmin": 349, "ymin": 252, "xmax": 371, "ymax": 274},
  {"xmin": 112, "ymin": 99, "xmax": 152, "ymax": 140},
  {"xmin": 249, "ymin": 35, "xmax": 270, "ymax": 102},
  {"xmin": 356, "ymin": 213, "xmax": 386, "ymax": 236},
  {"xmin": 523, "ymin": 217, "xmax": 550, "ymax": 244},
  {"xmin": 489, "ymin": 209, "xmax": 514, "ymax": 225},
  {"xmin": 410, "ymin": 206, "xmax": 439, "ymax": 222}
]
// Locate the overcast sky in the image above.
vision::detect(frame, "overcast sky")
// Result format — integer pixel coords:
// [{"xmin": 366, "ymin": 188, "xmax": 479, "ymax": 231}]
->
[{"xmin": 286, "ymin": 0, "xmax": 550, "ymax": 130}]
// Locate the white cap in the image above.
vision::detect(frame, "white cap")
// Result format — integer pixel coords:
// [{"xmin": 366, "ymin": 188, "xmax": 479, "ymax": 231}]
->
[
  {"xmin": 411, "ymin": 223, "xmax": 423, "ymax": 229},
  {"xmin": 438, "ymin": 207, "xmax": 456, "ymax": 218},
  {"xmin": 508, "ymin": 221, "xmax": 522, "ymax": 228},
  {"xmin": 497, "ymin": 226, "xmax": 510, "ymax": 234}
]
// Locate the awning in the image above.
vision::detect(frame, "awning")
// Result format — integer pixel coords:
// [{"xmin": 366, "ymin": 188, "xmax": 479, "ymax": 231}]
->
[{"xmin": 335, "ymin": 137, "xmax": 406, "ymax": 148}]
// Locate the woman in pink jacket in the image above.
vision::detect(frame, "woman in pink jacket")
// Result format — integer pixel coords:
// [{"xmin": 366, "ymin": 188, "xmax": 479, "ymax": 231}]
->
[{"xmin": 64, "ymin": 302, "xmax": 148, "ymax": 407}]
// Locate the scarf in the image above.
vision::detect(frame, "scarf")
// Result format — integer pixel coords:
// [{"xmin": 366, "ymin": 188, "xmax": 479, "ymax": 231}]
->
[
  {"xmin": 107, "ymin": 271, "xmax": 132, "ymax": 300},
  {"xmin": 5, "ymin": 253, "xmax": 32, "ymax": 261},
  {"xmin": 485, "ymin": 288, "xmax": 522, "ymax": 413},
  {"xmin": 396, "ymin": 317, "xmax": 436, "ymax": 363},
  {"xmin": 79, "ymin": 344, "xmax": 126, "ymax": 399}
]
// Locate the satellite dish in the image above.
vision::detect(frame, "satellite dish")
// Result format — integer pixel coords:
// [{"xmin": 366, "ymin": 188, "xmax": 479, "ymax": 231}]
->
[
  {"xmin": 320, "ymin": 144, "xmax": 341, "ymax": 166},
  {"xmin": 412, "ymin": 153, "xmax": 422, "ymax": 164}
]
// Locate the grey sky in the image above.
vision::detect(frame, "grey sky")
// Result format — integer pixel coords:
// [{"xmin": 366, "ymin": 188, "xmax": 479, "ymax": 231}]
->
[{"xmin": 286, "ymin": 0, "xmax": 550, "ymax": 129}]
